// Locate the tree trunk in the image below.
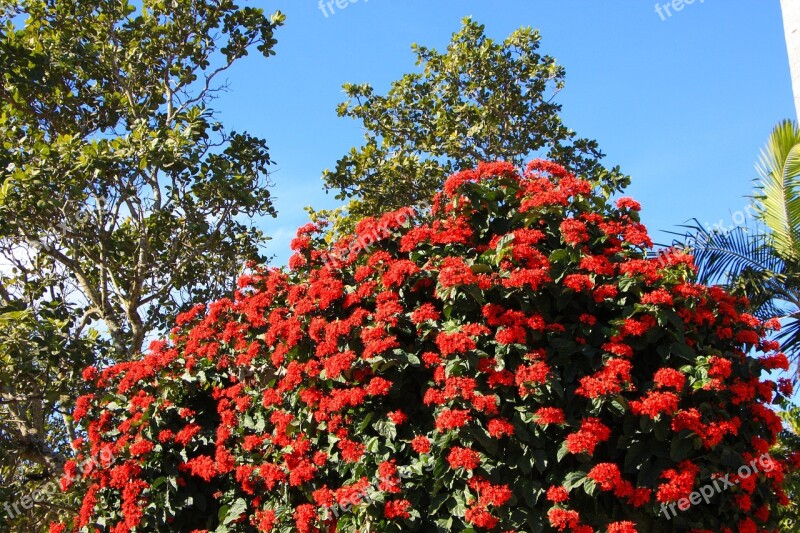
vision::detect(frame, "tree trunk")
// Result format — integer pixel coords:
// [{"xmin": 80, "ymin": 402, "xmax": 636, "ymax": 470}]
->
[{"xmin": 781, "ymin": 0, "xmax": 800, "ymax": 120}]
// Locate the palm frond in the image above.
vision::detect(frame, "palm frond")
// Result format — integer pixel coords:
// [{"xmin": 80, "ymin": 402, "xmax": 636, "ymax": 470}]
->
[
  {"xmin": 777, "ymin": 317, "xmax": 800, "ymax": 376},
  {"xmin": 666, "ymin": 222, "xmax": 797, "ymax": 320},
  {"xmin": 756, "ymin": 120, "xmax": 800, "ymax": 262},
  {"xmin": 669, "ymin": 221, "xmax": 784, "ymax": 284}
]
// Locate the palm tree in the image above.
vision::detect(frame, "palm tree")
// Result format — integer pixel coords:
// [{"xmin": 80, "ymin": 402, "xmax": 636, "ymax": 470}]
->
[
  {"xmin": 781, "ymin": 0, "xmax": 800, "ymax": 120},
  {"xmin": 678, "ymin": 120, "xmax": 800, "ymax": 374}
]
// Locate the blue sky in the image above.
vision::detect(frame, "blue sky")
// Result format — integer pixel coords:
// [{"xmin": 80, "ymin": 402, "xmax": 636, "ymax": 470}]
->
[{"xmin": 214, "ymin": 1, "xmax": 793, "ymax": 265}]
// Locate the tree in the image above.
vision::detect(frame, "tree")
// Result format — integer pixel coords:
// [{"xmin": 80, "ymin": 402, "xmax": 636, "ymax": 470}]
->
[
  {"xmin": 0, "ymin": 0, "xmax": 284, "ymax": 526},
  {"xmin": 677, "ymin": 120, "xmax": 800, "ymax": 375},
  {"xmin": 316, "ymin": 18, "xmax": 627, "ymax": 234},
  {"xmin": 0, "ymin": 0, "xmax": 284, "ymax": 358},
  {"xmin": 781, "ymin": 0, "xmax": 800, "ymax": 120},
  {"xmin": 57, "ymin": 161, "xmax": 788, "ymax": 532},
  {"xmin": 0, "ymin": 273, "xmax": 103, "ymax": 530}
]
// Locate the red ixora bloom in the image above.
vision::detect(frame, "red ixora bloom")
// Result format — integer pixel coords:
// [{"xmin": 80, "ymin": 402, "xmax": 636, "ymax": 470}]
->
[
  {"xmin": 563, "ymin": 273, "xmax": 595, "ymax": 292},
  {"xmin": 178, "ymin": 455, "xmax": 217, "ymax": 482},
  {"xmin": 516, "ymin": 360, "xmax": 551, "ymax": 395},
  {"xmin": 388, "ymin": 410, "xmax": 408, "ymax": 425},
  {"xmin": 436, "ymin": 330, "xmax": 477, "ymax": 356},
  {"xmin": 437, "ymin": 256, "xmax": 478, "ymax": 288},
  {"xmin": 587, "ymin": 462, "xmax": 623, "ymax": 491},
  {"xmin": 547, "ymin": 508, "xmax": 580, "ymax": 531},
  {"xmin": 384, "ymin": 499, "xmax": 412, "ymax": 519},
  {"xmin": 411, "ymin": 435, "xmax": 431, "ymax": 454},
  {"xmin": 447, "ymin": 446, "xmax": 481, "ymax": 471},
  {"xmin": 411, "ymin": 303, "xmax": 440, "ymax": 324},
  {"xmin": 546, "ymin": 485, "xmax": 570, "ymax": 503},
  {"xmin": 560, "ymin": 218, "xmax": 589, "ymax": 245},
  {"xmin": 435, "ymin": 409, "xmax": 472, "ymax": 432},
  {"xmin": 534, "ymin": 407, "xmax": 566, "ymax": 426},
  {"xmin": 630, "ymin": 391, "xmax": 680, "ymax": 419},
  {"xmin": 653, "ymin": 368, "xmax": 686, "ymax": 390},
  {"xmin": 607, "ymin": 521, "xmax": 638, "ymax": 533},
  {"xmin": 576, "ymin": 358, "xmax": 632, "ymax": 399},
  {"xmin": 565, "ymin": 418, "xmax": 611, "ymax": 456},
  {"xmin": 616, "ymin": 197, "xmax": 642, "ymax": 211},
  {"xmin": 293, "ymin": 503, "xmax": 317, "ymax": 533},
  {"xmin": 487, "ymin": 418, "xmax": 515, "ymax": 438},
  {"xmin": 656, "ymin": 461, "xmax": 700, "ymax": 503},
  {"xmin": 465, "ymin": 506, "xmax": 499, "ymax": 529}
]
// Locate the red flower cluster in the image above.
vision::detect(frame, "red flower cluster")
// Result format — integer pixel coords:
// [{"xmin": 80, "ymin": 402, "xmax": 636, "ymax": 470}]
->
[{"xmin": 58, "ymin": 161, "xmax": 790, "ymax": 532}]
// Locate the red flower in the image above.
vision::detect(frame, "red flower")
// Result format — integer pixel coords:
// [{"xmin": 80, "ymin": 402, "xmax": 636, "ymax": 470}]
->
[
  {"xmin": 653, "ymin": 368, "xmax": 686, "ymax": 390},
  {"xmin": 534, "ymin": 407, "xmax": 566, "ymax": 426},
  {"xmin": 129, "ymin": 438, "xmax": 153, "ymax": 457},
  {"xmin": 388, "ymin": 410, "xmax": 408, "ymax": 425},
  {"xmin": 641, "ymin": 288, "xmax": 674, "ymax": 306},
  {"xmin": 487, "ymin": 418, "xmax": 515, "ymax": 438},
  {"xmin": 607, "ymin": 521, "xmax": 638, "ymax": 533},
  {"xmin": 547, "ymin": 508, "xmax": 580, "ymax": 531},
  {"xmin": 378, "ymin": 460, "xmax": 402, "ymax": 493},
  {"xmin": 656, "ymin": 461, "xmax": 700, "ymax": 503},
  {"xmin": 436, "ymin": 331, "xmax": 477, "ymax": 356},
  {"xmin": 82, "ymin": 366, "xmax": 98, "ymax": 382},
  {"xmin": 760, "ymin": 352, "xmax": 790, "ymax": 371},
  {"xmin": 73, "ymin": 394, "xmax": 94, "ymax": 423},
  {"xmin": 255, "ymin": 509, "xmax": 277, "ymax": 531},
  {"xmin": 179, "ymin": 455, "xmax": 217, "ymax": 482},
  {"xmin": 382, "ymin": 259, "xmax": 420, "ymax": 287},
  {"xmin": 580, "ymin": 255, "xmax": 616, "ymax": 276},
  {"xmin": 593, "ymin": 284, "xmax": 619, "ymax": 302},
  {"xmin": 411, "ymin": 435, "xmax": 431, "ymax": 454},
  {"xmin": 516, "ymin": 361, "xmax": 551, "ymax": 395},
  {"xmin": 576, "ymin": 358, "xmax": 632, "ymax": 398},
  {"xmin": 411, "ymin": 303, "xmax": 440, "ymax": 324},
  {"xmin": 616, "ymin": 197, "xmax": 642, "ymax": 211},
  {"xmin": 464, "ymin": 507, "xmax": 499, "ymax": 529},
  {"xmin": 546, "ymin": 485, "xmax": 570, "ymax": 503},
  {"xmin": 566, "ymin": 418, "xmax": 611, "ymax": 456},
  {"xmin": 438, "ymin": 256, "xmax": 478, "ymax": 288},
  {"xmin": 564, "ymin": 274, "xmax": 595, "ymax": 292},
  {"xmin": 174, "ymin": 423, "xmax": 202, "ymax": 446},
  {"xmin": 384, "ymin": 499, "xmax": 412, "ymax": 519},
  {"xmin": 447, "ymin": 446, "xmax": 481, "ymax": 470},
  {"xmin": 366, "ymin": 377, "xmax": 392, "ymax": 396},
  {"xmin": 708, "ymin": 356, "xmax": 732, "ymax": 379},
  {"xmin": 630, "ymin": 391, "xmax": 680, "ymax": 419},
  {"xmin": 338, "ymin": 439, "xmax": 365, "ymax": 462},
  {"xmin": 560, "ymin": 218, "xmax": 589, "ymax": 245},
  {"xmin": 587, "ymin": 462, "xmax": 623, "ymax": 491},
  {"xmin": 435, "ymin": 409, "xmax": 472, "ymax": 432},
  {"xmin": 468, "ymin": 476, "xmax": 512, "ymax": 507},
  {"xmin": 293, "ymin": 503, "xmax": 317, "ymax": 533},
  {"xmin": 620, "ymin": 315, "xmax": 656, "ymax": 337}
]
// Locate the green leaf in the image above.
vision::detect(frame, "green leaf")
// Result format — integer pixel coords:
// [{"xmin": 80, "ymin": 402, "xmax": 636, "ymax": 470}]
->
[{"xmin": 222, "ymin": 498, "xmax": 248, "ymax": 525}]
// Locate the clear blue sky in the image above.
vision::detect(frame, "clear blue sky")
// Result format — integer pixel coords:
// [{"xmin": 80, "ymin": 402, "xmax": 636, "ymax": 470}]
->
[{"xmin": 214, "ymin": 1, "xmax": 793, "ymax": 266}]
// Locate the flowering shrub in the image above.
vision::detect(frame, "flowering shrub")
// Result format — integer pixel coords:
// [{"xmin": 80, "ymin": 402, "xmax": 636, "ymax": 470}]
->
[{"xmin": 58, "ymin": 161, "xmax": 791, "ymax": 532}]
